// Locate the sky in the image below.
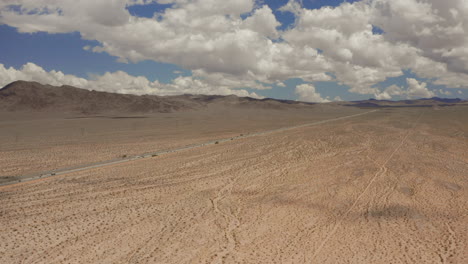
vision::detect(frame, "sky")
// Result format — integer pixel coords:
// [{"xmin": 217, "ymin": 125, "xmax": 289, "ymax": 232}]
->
[{"xmin": 0, "ymin": 0, "xmax": 467, "ymax": 102}]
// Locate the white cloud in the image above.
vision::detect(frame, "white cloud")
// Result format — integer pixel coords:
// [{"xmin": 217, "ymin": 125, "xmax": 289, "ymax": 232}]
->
[
  {"xmin": 275, "ymin": 81, "xmax": 286, "ymax": 87},
  {"xmin": 0, "ymin": 0, "xmax": 338, "ymax": 94},
  {"xmin": 242, "ymin": 5, "xmax": 280, "ymax": 38},
  {"xmin": 0, "ymin": 63, "xmax": 262, "ymax": 98},
  {"xmin": 438, "ymin": 89, "xmax": 452, "ymax": 96},
  {"xmin": 294, "ymin": 83, "xmax": 329, "ymax": 103},
  {"xmin": 374, "ymin": 84, "xmax": 403, "ymax": 100},
  {"xmin": 0, "ymin": 0, "xmax": 467, "ymax": 98},
  {"xmin": 374, "ymin": 81, "xmax": 436, "ymax": 100},
  {"xmin": 278, "ymin": 0, "xmax": 302, "ymax": 17},
  {"xmin": 371, "ymin": 0, "xmax": 468, "ymax": 86},
  {"xmin": 281, "ymin": 1, "xmax": 432, "ymax": 94},
  {"xmin": 374, "ymin": 92, "xmax": 390, "ymax": 100},
  {"xmin": 333, "ymin": 96, "xmax": 343, "ymax": 101},
  {"xmin": 0, "ymin": 63, "xmax": 89, "ymax": 88},
  {"xmin": 406, "ymin": 78, "xmax": 435, "ymax": 99}
]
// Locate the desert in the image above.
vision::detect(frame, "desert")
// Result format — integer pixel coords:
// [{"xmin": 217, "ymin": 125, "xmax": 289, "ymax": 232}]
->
[
  {"xmin": 2, "ymin": 1, "xmax": 468, "ymax": 263},
  {"xmin": 0, "ymin": 81, "xmax": 467, "ymax": 263}
]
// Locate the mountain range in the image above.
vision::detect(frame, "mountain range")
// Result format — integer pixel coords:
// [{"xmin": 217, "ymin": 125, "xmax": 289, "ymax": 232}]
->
[{"xmin": 0, "ymin": 81, "xmax": 465, "ymax": 114}]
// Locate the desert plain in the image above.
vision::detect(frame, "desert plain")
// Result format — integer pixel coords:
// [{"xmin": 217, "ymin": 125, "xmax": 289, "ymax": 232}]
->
[{"xmin": 0, "ymin": 102, "xmax": 467, "ymax": 263}]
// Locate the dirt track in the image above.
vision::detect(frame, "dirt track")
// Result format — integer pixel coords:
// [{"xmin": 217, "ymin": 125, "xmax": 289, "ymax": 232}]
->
[{"xmin": 0, "ymin": 106, "xmax": 467, "ymax": 263}]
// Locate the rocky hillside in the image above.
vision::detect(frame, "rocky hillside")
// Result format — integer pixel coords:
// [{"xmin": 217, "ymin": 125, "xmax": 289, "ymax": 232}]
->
[{"xmin": 0, "ymin": 81, "xmax": 313, "ymax": 114}]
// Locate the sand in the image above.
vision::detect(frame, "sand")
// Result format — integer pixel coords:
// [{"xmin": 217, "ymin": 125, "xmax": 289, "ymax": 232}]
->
[
  {"xmin": 0, "ymin": 104, "xmax": 358, "ymax": 180},
  {"xmin": 0, "ymin": 105, "xmax": 467, "ymax": 263}
]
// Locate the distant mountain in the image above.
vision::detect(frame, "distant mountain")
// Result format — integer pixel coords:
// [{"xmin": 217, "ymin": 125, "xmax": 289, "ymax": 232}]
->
[
  {"xmin": 0, "ymin": 81, "xmax": 313, "ymax": 114},
  {"xmin": 2, "ymin": 81, "xmax": 464, "ymax": 114},
  {"xmin": 342, "ymin": 97, "xmax": 466, "ymax": 108},
  {"xmin": 419, "ymin": 97, "xmax": 463, "ymax": 103}
]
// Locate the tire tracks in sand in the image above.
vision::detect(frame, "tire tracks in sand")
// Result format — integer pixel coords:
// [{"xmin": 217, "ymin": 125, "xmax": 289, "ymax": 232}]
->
[
  {"xmin": 309, "ymin": 110, "xmax": 425, "ymax": 262},
  {"xmin": 210, "ymin": 176, "xmax": 241, "ymax": 263}
]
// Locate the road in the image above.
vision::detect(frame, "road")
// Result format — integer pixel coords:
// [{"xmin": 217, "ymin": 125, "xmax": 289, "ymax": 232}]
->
[{"xmin": 0, "ymin": 110, "xmax": 377, "ymax": 188}]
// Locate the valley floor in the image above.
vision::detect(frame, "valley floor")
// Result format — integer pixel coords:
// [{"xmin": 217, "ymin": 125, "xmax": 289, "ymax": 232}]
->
[{"xmin": 0, "ymin": 106, "xmax": 467, "ymax": 263}]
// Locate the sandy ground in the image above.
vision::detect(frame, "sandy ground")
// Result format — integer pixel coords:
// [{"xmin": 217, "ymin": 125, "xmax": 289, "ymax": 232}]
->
[
  {"xmin": 0, "ymin": 104, "xmax": 359, "ymax": 180},
  {"xmin": 0, "ymin": 105, "xmax": 467, "ymax": 263}
]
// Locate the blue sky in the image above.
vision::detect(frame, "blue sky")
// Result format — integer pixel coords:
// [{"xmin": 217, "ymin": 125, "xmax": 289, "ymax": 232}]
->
[{"xmin": 0, "ymin": 0, "xmax": 466, "ymax": 101}]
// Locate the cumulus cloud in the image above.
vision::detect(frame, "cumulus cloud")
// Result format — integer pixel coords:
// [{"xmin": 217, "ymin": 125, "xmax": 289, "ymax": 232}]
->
[
  {"xmin": 0, "ymin": 0, "xmax": 346, "ymax": 94},
  {"xmin": 0, "ymin": 0, "xmax": 467, "ymax": 98},
  {"xmin": 275, "ymin": 81, "xmax": 286, "ymax": 87},
  {"xmin": 0, "ymin": 63, "xmax": 262, "ymax": 98},
  {"xmin": 333, "ymin": 96, "xmax": 343, "ymax": 101},
  {"xmin": 406, "ymin": 78, "xmax": 435, "ymax": 99},
  {"xmin": 438, "ymin": 89, "xmax": 452, "ymax": 96},
  {"xmin": 294, "ymin": 84, "xmax": 330, "ymax": 103},
  {"xmin": 282, "ymin": 1, "xmax": 417, "ymax": 93},
  {"xmin": 374, "ymin": 84, "xmax": 403, "ymax": 100},
  {"xmin": 371, "ymin": 0, "xmax": 468, "ymax": 87},
  {"xmin": 278, "ymin": 0, "xmax": 302, "ymax": 17},
  {"xmin": 374, "ymin": 80, "xmax": 436, "ymax": 100},
  {"xmin": 242, "ymin": 5, "xmax": 280, "ymax": 38},
  {"xmin": 0, "ymin": 63, "xmax": 89, "ymax": 88}
]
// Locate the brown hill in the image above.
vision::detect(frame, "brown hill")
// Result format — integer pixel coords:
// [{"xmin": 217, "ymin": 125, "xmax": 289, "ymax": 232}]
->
[
  {"xmin": 0, "ymin": 81, "xmax": 313, "ymax": 114},
  {"xmin": 341, "ymin": 98, "xmax": 467, "ymax": 108},
  {"xmin": 0, "ymin": 81, "xmax": 202, "ymax": 114}
]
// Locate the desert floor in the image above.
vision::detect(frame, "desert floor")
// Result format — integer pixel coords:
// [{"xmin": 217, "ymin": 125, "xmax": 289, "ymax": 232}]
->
[
  {"xmin": 0, "ymin": 104, "xmax": 362, "ymax": 181},
  {"xmin": 0, "ymin": 105, "xmax": 467, "ymax": 263}
]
